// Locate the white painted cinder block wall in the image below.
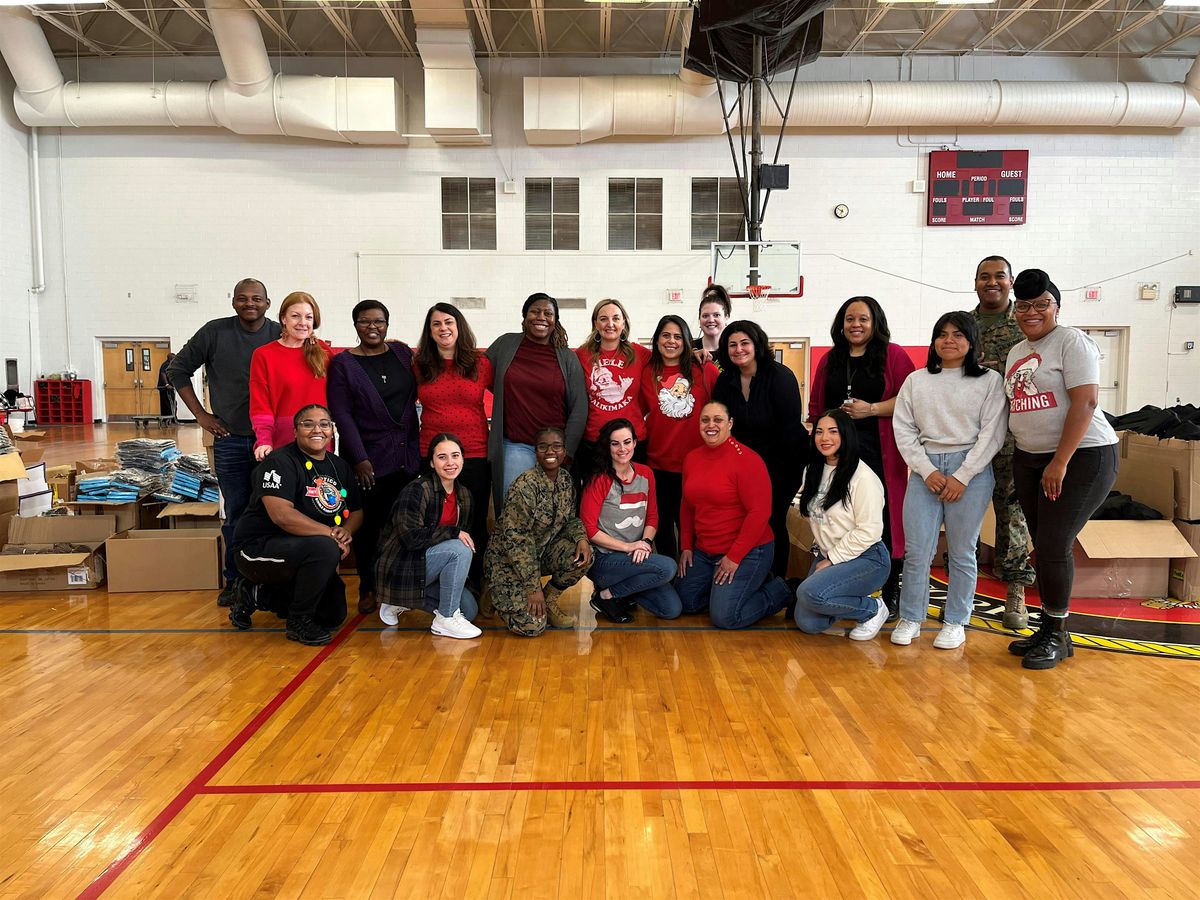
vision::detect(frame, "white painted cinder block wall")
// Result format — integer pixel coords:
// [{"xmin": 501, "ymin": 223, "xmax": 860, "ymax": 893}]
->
[
  {"xmin": 7, "ymin": 54, "xmax": 1200, "ymax": 416},
  {"xmin": 0, "ymin": 65, "xmax": 33, "ymax": 394}
]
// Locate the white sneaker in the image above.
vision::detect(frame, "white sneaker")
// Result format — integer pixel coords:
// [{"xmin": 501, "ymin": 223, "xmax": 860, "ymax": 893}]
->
[
  {"xmin": 379, "ymin": 603, "xmax": 408, "ymax": 626},
  {"xmin": 849, "ymin": 598, "xmax": 888, "ymax": 642},
  {"xmin": 431, "ymin": 610, "xmax": 482, "ymax": 640},
  {"xmin": 890, "ymin": 619, "xmax": 923, "ymax": 645},
  {"xmin": 933, "ymin": 624, "xmax": 966, "ymax": 649}
]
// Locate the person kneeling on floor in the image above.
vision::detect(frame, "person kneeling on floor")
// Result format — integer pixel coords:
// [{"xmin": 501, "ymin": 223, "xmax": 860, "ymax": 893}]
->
[
  {"xmin": 229, "ymin": 404, "xmax": 362, "ymax": 645},
  {"xmin": 483, "ymin": 426, "xmax": 592, "ymax": 636},
  {"xmin": 375, "ymin": 433, "xmax": 482, "ymax": 639}
]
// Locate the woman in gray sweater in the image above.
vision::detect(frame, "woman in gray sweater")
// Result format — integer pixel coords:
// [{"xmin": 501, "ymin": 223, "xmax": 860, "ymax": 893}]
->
[{"xmin": 890, "ymin": 311, "xmax": 1007, "ymax": 650}]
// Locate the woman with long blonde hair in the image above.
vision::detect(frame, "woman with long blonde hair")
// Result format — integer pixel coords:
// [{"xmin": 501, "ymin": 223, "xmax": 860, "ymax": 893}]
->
[{"xmin": 249, "ymin": 291, "xmax": 333, "ymax": 461}]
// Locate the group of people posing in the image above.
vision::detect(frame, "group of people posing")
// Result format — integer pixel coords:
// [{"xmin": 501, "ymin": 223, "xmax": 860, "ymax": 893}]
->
[{"xmin": 167, "ymin": 254, "xmax": 1117, "ymax": 670}]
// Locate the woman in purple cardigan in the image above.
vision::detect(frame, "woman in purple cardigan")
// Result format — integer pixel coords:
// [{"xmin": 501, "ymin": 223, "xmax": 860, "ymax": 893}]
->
[
  {"xmin": 327, "ymin": 300, "xmax": 421, "ymax": 614},
  {"xmin": 809, "ymin": 296, "xmax": 916, "ymax": 617}
]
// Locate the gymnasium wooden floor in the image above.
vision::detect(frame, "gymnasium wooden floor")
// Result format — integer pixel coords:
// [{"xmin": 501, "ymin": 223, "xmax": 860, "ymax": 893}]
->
[{"xmin": 4, "ymin": 425, "xmax": 1200, "ymax": 898}]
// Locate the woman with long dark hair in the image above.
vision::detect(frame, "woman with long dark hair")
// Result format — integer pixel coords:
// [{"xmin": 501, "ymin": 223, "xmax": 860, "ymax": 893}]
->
[
  {"xmin": 486, "ymin": 292, "xmax": 588, "ymax": 513},
  {"xmin": 581, "ymin": 418, "xmax": 681, "ymax": 623},
  {"xmin": 414, "ymin": 303, "xmax": 493, "ymax": 587},
  {"xmin": 808, "ymin": 296, "xmax": 916, "ymax": 615},
  {"xmin": 640, "ymin": 314, "xmax": 720, "ymax": 561},
  {"xmin": 712, "ymin": 320, "xmax": 808, "ymax": 578},
  {"xmin": 793, "ymin": 408, "xmax": 890, "ymax": 639},
  {"xmin": 374, "ymin": 433, "xmax": 482, "ymax": 639},
  {"xmin": 1003, "ymin": 269, "xmax": 1119, "ymax": 669},
  {"xmin": 326, "ymin": 299, "xmax": 420, "ymax": 614},
  {"xmin": 890, "ymin": 312, "xmax": 1008, "ymax": 650}
]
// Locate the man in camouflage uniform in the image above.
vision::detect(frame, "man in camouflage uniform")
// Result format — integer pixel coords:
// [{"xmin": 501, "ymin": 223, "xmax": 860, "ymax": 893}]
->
[
  {"xmin": 483, "ymin": 427, "xmax": 592, "ymax": 636},
  {"xmin": 972, "ymin": 255, "xmax": 1036, "ymax": 629}
]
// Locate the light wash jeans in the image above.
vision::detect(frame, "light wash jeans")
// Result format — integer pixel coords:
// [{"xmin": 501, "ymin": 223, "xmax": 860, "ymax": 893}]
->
[
  {"xmin": 588, "ymin": 549, "xmax": 682, "ymax": 618},
  {"xmin": 794, "ymin": 540, "xmax": 890, "ymax": 633},
  {"xmin": 676, "ymin": 542, "xmax": 790, "ymax": 629},
  {"xmin": 899, "ymin": 449, "xmax": 995, "ymax": 627},
  {"xmin": 424, "ymin": 538, "xmax": 474, "ymax": 618},
  {"xmin": 500, "ymin": 439, "xmax": 537, "ymax": 509}
]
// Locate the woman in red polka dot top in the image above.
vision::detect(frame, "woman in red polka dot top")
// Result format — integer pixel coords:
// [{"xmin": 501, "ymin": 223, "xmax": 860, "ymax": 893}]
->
[{"xmin": 414, "ymin": 302, "xmax": 494, "ymax": 585}]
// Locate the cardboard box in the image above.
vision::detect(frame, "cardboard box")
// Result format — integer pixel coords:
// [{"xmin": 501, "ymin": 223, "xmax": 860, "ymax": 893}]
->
[
  {"xmin": 74, "ymin": 457, "xmax": 118, "ymax": 475},
  {"xmin": 1073, "ymin": 519, "xmax": 1196, "ymax": 599},
  {"xmin": 1122, "ymin": 432, "xmax": 1200, "ymax": 521},
  {"xmin": 157, "ymin": 501, "xmax": 221, "ymax": 529},
  {"xmin": 105, "ymin": 528, "xmax": 224, "ymax": 592},
  {"xmin": 67, "ymin": 500, "xmax": 140, "ymax": 533},
  {"xmin": 1170, "ymin": 520, "xmax": 1200, "ymax": 603},
  {"xmin": 46, "ymin": 465, "xmax": 76, "ymax": 503},
  {"xmin": 12, "ymin": 430, "xmax": 48, "ymax": 442},
  {"xmin": 0, "ymin": 514, "xmax": 117, "ymax": 592}
]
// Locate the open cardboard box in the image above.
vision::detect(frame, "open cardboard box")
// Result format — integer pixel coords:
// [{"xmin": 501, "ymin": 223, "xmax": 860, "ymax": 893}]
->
[
  {"xmin": 105, "ymin": 528, "xmax": 224, "ymax": 592},
  {"xmin": 1169, "ymin": 520, "xmax": 1200, "ymax": 603},
  {"xmin": 0, "ymin": 514, "xmax": 117, "ymax": 592},
  {"xmin": 156, "ymin": 501, "xmax": 221, "ymax": 529},
  {"xmin": 1122, "ymin": 432, "xmax": 1200, "ymax": 521},
  {"xmin": 66, "ymin": 500, "xmax": 141, "ymax": 533}
]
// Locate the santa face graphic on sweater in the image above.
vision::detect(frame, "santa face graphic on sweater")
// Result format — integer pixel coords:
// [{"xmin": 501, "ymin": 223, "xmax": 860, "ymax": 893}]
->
[
  {"xmin": 657, "ymin": 373, "xmax": 696, "ymax": 419},
  {"xmin": 1005, "ymin": 352, "xmax": 1058, "ymax": 413}
]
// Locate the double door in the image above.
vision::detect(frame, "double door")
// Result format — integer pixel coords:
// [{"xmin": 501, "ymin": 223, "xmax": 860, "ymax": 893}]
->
[{"xmin": 102, "ymin": 340, "xmax": 172, "ymax": 420}]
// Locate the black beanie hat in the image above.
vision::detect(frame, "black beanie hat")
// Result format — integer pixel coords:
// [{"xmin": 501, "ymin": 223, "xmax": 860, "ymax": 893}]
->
[{"xmin": 1013, "ymin": 269, "xmax": 1062, "ymax": 306}]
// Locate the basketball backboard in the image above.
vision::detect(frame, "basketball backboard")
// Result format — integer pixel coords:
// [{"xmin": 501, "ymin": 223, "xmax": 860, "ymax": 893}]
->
[{"xmin": 709, "ymin": 241, "xmax": 804, "ymax": 300}]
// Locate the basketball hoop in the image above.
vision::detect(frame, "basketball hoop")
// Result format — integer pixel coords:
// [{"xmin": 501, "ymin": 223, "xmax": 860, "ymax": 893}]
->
[{"xmin": 745, "ymin": 284, "xmax": 773, "ymax": 299}]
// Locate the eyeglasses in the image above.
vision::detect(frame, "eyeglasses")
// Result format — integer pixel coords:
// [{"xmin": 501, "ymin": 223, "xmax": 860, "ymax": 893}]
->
[
  {"xmin": 355, "ymin": 318, "xmax": 388, "ymax": 328},
  {"xmin": 535, "ymin": 442, "xmax": 565, "ymax": 453},
  {"xmin": 298, "ymin": 419, "xmax": 333, "ymax": 430},
  {"xmin": 1014, "ymin": 299, "xmax": 1057, "ymax": 313}
]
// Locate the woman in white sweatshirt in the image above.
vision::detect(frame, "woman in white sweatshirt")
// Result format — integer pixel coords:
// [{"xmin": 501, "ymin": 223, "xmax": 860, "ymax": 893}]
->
[
  {"xmin": 793, "ymin": 408, "xmax": 891, "ymax": 641},
  {"xmin": 891, "ymin": 311, "xmax": 1008, "ymax": 650}
]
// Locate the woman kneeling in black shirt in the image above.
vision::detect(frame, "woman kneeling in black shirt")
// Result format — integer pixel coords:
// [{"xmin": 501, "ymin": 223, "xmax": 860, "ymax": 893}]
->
[{"xmin": 230, "ymin": 403, "xmax": 363, "ymax": 645}]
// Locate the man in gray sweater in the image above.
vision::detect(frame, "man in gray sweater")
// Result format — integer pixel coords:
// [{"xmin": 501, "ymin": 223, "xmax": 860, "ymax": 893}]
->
[{"xmin": 166, "ymin": 278, "xmax": 282, "ymax": 606}]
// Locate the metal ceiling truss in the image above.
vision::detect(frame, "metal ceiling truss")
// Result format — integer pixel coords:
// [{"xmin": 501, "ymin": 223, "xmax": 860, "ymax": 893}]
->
[
  {"xmin": 34, "ymin": 9, "xmax": 111, "ymax": 56},
  {"xmin": 469, "ymin": 0, "xmax": 498, "ymax": 55},
  {"xmin": 105, "ymin": 0, "xmax": 179, "ymax": 53},
  {"xmin": 243, "ymin": 0, "xmax": 304, "ymax": 54},
  {"xmin": 844, "ymin": 3, "xmax": 893, "ymax": 55},
  {"xmin": 530, "ymin": 0, "xmax": 548, "ymax": 55},
  {"xmin": 170, "ymin": 0, "xmax": 212, "ymax": 35},
  {"xmin": 1145, "ymin": 18, "xmax": 1200, "ymax": 56},
  {"xmin": 905, "ymin": 7, "xmax": 961, "ymax": 56},
  {"xmin": 314, "ymin": 0, "xmax": 365, "ymax": 56},
  {"xmin": 1025, "ymin": 0, "xmax": 1113, "ymax": 54}
]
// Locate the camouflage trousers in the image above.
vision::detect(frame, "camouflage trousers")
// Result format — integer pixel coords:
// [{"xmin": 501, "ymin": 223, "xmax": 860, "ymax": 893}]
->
[
  {"xmin": 991, "ymin": 435, "xmax": 1036, "ymax": 586},
  {"xmin": 485, "ymin": 535, "xmax": 587, "ymax": 637}
]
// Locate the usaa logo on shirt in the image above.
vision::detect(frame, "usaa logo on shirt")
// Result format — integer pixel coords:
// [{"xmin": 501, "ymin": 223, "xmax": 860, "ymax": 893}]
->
[{"xmin": 262, "ymin": 470, "xmax": 282, "ymax": 489}]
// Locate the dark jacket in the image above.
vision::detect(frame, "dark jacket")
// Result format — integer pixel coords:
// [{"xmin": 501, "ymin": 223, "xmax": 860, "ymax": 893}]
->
[
  {"xmin": 485, "ymin": 332, "xmax": 588, "ymax": 511},
  {"xmin": 374, "ymin": 473, "xmax": 473, "ymax": 609},
  {"xmin": 712, "ymin": 359, "xmax": 808, "ymax": 496},
  {"xmin": 327, "ymin": 342, "xmax": 420, "ymax": 479}
]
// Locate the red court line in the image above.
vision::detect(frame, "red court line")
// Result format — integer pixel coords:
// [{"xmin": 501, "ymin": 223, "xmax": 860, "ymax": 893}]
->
[
  {"xmin": 198, "ymin": 777, "xmax": 1200, "ymax": 795},
  {"xmin": 77, "ymin": 615, "xmax": 364, "ymax": 900}
]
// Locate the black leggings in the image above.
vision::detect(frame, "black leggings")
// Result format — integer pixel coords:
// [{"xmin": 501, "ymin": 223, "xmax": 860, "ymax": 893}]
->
[
  {"xmin": 652, "ymin": 468, "xmax": 683, "ymax": 561},
  {"xmin": 1013, "ymin": 444, "xmax": 1118, "ymax": 617},
  {"xmin": 236, "ymin": 533, "xmax": 348, "ymax": 628}
]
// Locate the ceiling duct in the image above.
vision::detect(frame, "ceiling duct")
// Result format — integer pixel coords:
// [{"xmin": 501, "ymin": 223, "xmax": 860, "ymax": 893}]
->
[
  {"xmin": 523, "ymin": 64, "xmax": 1200, "ymax": 144},
  {"xmin": 415, "ymin": 26, "xmax": 491, "ymax": 145},
  {"xmin": 0, "ymin": 1, "xmax": 405, "ymax": 144}
]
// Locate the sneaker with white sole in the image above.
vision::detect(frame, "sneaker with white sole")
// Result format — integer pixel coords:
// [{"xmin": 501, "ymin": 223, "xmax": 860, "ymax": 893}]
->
[
  {"xmin": 890, "ymin": 618, "xmax": 922, "ymax": 645},
  {"xmin": 431, "ymin": 610, "xmax": 482, "ymax": 640},
  {"xmin": 379, "ymin": 603, "xmax": 409, "ymax": 626},
  {"xmin": 933, "ymin": 623, "xmax": 966, "ymax": 649},
  {"xmin": 849, "ymin": 598, "xmax": 888, "ymax": 642}
]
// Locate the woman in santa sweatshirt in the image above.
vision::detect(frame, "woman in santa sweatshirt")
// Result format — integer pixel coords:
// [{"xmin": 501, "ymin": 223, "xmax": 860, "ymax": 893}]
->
[
  {"xmin": 890, "ymin": 311, "xmax": 1007, "ymax": 651},
  {"xmin": 793, "ymin": 408, "xmax": 890, "ymax": 640},
  {"xmin": 676, "ymin": 401, "xmax": 791, "ymax": 629}
]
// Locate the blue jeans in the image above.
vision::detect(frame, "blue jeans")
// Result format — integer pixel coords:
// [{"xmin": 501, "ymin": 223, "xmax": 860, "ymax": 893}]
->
[
  {"xmin": 794, "ymin": 540, "xmax": 890, "ymax": 634},
  {"xmin": 676, "ymin": 542, "xmax": 790, "ymax": 629},
  {"xmin": 500, "ymin": 439, "xmax": 537, "ymax": 509},
  {"xmin": 213, "ymin": 433, "xmax": 257, "ymax": 583},
  {"xmin": 423, "ymin": 538, "xmax": 473, "ymax": 617},
  {"xmin": 899, "ymin": 451, "xmax": 995, "ymax": 627},
  {"xmin": 589, "ymin": 549, "xmax": 682, "ymax": 619}
]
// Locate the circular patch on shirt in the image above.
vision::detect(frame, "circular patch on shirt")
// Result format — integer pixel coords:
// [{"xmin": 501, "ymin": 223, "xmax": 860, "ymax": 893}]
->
[{"xmin": 311, "ymin": 476, "xmax": 343, "ymax": 516}]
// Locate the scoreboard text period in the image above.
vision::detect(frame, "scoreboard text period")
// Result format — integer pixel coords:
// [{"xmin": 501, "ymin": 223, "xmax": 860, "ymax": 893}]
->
[{"xmin": 927, "ymin": 149, "xmax": 1029, "ymax": 226}]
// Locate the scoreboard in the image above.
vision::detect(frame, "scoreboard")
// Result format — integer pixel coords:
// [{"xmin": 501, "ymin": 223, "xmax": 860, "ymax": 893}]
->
[{"xmin": 927, "ymin": 149, "xmax": 1028, "ymax": 226}]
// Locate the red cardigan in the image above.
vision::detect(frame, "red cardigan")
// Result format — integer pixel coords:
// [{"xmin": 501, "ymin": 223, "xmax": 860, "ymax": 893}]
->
[
  {"xmin": 808, "ymin": 342, "xmax": 915, "ymax": 558},
  {"xmin": 679, "ymin": 438, "xmax": 773, "ymax": 564}
]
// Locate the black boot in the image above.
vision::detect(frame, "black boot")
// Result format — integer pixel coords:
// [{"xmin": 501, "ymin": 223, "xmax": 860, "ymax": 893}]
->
[
  {"xmin": 286, "ymin": 614, "xmax": 333, "ymax": 646},
  {"xmin": 882, "ymin": 559, "xmax": 902, "ymax": 623},
  {"xmin": 217, "ymin": 578, "xmax": 240, "ymax": 608},
  {"xmin": 1021, "ymin": 616, "xmax": 1072, "ymax": 669},
  {"xmin": 1008, "ymin": 615, "xmax": 1075, "ymax": 658},
  {"xmin": 228, "ymin": 581, "xmax": 256, "ymax": 631}
]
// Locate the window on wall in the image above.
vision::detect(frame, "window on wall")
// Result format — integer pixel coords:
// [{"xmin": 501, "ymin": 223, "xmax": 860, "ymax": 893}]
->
[
  {"xmin": 441, "ymin": 177, "xmax": 496, "ymax": 250},
  {"xmin": 525, "ymin": 178, "xmax": 580, "ymax": 250},
  {"xmin": 691, "ymin": 177, "xmax": 746, "ymax": 250},
  {"xmin": 608, "ymin": 178, "xmax": 663, "ymax": 251}
]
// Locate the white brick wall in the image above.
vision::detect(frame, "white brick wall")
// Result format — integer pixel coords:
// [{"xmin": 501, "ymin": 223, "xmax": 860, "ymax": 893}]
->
[
  {"xmin": 0, "ymin": 65, "xmax": 34, "ymax": 393},
  {"xmin": 10, "ymin": 55, "xmax": 1200, "ymax": 414}
]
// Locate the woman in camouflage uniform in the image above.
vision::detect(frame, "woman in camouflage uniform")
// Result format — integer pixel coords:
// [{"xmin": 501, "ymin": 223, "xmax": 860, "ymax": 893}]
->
[{"xmin": 483, "ymin": 426, "xmax": 593, "ymax": 636}]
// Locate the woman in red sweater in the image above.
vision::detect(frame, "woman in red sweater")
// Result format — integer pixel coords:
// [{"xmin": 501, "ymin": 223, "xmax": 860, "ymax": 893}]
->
[
  {"xmin": 250, "ymin": 292, "xmax": 332, "ymax": 461},
  {"xmin": 414, "ymin": 302, "xmax": 494, "ymax": 588},
  {"xmin": 639, "ymin": 314, "xmax": 719, "ymax": 562},
  {"xmin": 677, "ymin": 400, "xmax": 791, "ymax": 629},
  {"xmin": 574, "ymin": 298, "xmax": 651, "ymax": 486}
]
